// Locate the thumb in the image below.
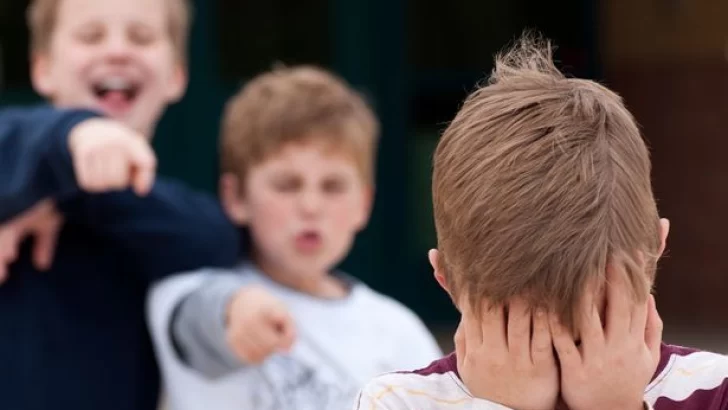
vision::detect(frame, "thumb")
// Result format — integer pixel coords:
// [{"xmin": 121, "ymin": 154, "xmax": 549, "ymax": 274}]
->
[
  {"xmin": 128, "ymin": 141, "xmax": 157, "ymax": 196},
  {"xmin": 645, "ymin": 295, "xmax": 663, "ymax": 362},
  {"xmin": 267, "ymin": 308, "xmax": 296, "ymax": 351},
  {"xmin": 277, "ymin": 316, "xmax": 297, "ymax": 351}
]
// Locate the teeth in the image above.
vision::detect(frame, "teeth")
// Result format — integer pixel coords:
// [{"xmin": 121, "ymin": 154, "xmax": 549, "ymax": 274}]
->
[{"xmin": 101, "ymin": 77, "xmax": 132, "ymax": 91}]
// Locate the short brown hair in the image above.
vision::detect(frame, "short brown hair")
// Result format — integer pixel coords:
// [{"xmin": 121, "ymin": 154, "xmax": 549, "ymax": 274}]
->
[
  {"xmin": 27, "ymin": 0, "xmax": 192, "ymax": 61},
  {"xmin": 221, "ymin": 65, "xmax": 379, "ymax": 186},
  {"xmin": 432, "ymin": 34, "xmax": 661, "ymax": 330}
]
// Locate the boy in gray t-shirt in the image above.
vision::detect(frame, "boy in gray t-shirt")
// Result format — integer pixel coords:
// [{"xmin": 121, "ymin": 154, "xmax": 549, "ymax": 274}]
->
[{"xmin": 148, "ymin": 66, "xmax": 442, "ymax": 410}]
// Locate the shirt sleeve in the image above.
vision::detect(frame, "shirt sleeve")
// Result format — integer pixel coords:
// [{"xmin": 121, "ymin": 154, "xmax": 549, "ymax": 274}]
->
[
  {"xmin": 387, "ymin": 300, "xmax": 444, "ymax": 369},
  {"xmin": 169, "ymin": 273, "xmax": 248, "ymax": 378},
  {"xmin": 0, "ymin": 105, "xmax": 99, "ymax": 222},
  {"xmin": 58, "ymin": 180, "xmax": 239, "ymax": 283}
]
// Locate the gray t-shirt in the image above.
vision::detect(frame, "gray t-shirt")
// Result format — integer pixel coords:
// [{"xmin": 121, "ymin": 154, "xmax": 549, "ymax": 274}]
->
[{"xmin": 152, "ymin": 263, "xmax": 443, "ymax": 410}]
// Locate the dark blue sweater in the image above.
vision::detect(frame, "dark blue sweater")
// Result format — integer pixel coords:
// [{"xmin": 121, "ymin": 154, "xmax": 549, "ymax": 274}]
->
[{"xmin": 0, "ymin": 106, "xmax": 239, "ymax": 410}]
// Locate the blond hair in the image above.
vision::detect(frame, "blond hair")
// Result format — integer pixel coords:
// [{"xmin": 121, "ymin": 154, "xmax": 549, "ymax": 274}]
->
[
  {"xmin": 27, "ymin": 0, "xmax": 192, "ymax": 61},
  {"xmin": 432, "ymin": 34, "xmax": 661, "ymax": 330},
  {"xmin": 221, "ymin": 65, "xmax": 379, "ymax": 186}
]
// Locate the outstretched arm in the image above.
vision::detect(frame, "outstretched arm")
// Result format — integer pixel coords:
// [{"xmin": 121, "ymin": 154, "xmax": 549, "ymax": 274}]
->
[{"xmin": 168, "ymin": 274, "xmax": 294, "ymax": 378}]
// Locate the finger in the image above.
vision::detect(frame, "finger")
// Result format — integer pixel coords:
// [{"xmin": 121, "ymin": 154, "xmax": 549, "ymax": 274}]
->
[
  {"xmin": 105, "ymin": 154, "xmax": 129, "ymax": 191},
  {"xmin": 506, "ymin": 298, "xmax": 531, "ymax": 358},
  {"xmin": 605, "ymin": 260, "xmax": 632, "ymax": 340},
  {"xmin": 94, "ymin": 152, "xmax": 123, "ymax": 191},
  {"xmin": 247, "ymin": 333, "xmax": 271, "ymax": 364},
  {"xmin": 128, "ymin": 142, "xmax": 156, "ymax": 196},
  {"xmin": 454, "ymin": 320, "xmax": 466, "ymax": 371},
  {"xmin": 629, "ymin": 253, "xmax": 650, "ymax": 335},
  {"xmin": 32, "ymin": 218, "xmax": 62, "ymax": 271},
  {"xmin": 97, "ymin": 153, "xmax": 116, "ymax": 190},
  {"xmin": 262, "ymin": 306, "xmax": 293, "ymax": 335},
  {"xmin": 531, "ymin": 308, "xmax": 554, "ymax": 366},
  {"xmin": 577, "ymin": 284, "xmax": 604, "ymax": 354},
  {"xmin": 460, "ymin": 301, "xmax": 484, "ymax": 348},
  {"xmin": 0, "ymin": 231, "xmax": 14, "ymax": 283},
  {"xmin": 132, "ymin": 166, "xmax": 155, "ymax": 196},
  {"xmin": 277, "ymin": 324, "xmax": 296, "ymax": 352},
  {"xmin": 25, "ymin": 200, "xmax": 55, "ymax": 220},
  {"xmin": 240, "ymin": 340, "xmax": 265, "ymax": 364},
  {"xmin": 229, "ymin": 331, "xmax": 264, "ymax": 364},
  {"xmin": 74, "ymin": 154, "xmax": 93, "ymax": 192},
  {"xmin": 272, "ymin": 312, "xmax": 297, "ymax": 352},
  {"xmin": 252, "ymin": 322, "xmax": 288, "ymax": 358},
  {"xmin": 644, "ymin": 295, "xmax": 663, "ymax": 362},
  {"xmin": 481, "ymin": 302, "xmax": 507, "ymax": 352},
  {"xmin": 549, "ymin": 311, "xmax": 581, "ymax": 369},
  {"xmin": 0, "ymin": 228, "xmax": 20, "ymax": 264},
  {"xmin": 86, "ymin": 155, "xmax": 107, "ymax": 192},
  {"xmin": 630, "ymin": 297, "xmax": 649, "ymax": 337}
]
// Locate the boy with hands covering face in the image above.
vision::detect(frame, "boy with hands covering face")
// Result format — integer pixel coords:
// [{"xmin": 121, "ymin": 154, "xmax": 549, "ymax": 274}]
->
[
  {"xmin": 455, "ymin": 261, "xmax": 663, "ymax": 410},
  {"xmin": 353, "ymin": 34, "xmax": 728, "ymax": 410}
]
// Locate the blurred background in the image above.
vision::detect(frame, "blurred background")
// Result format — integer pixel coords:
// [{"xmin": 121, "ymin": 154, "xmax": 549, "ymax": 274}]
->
[{"xmin": 1, "ymin": 0, "xmax": 726, "ymax": 352}]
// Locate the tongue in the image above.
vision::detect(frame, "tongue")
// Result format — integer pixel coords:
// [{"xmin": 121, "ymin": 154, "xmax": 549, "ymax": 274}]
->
[{"xmin": 98, "ymin": 90, "xmax": 132, "ymax": 114}]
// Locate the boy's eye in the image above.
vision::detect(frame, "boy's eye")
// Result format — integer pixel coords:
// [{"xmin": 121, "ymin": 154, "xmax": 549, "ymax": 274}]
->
[
  {"xmin": 273, "ymin": 178, "xmax": 301, "ymax": 192},
  {"xmin": 322, "ymin": 179, "xmax": 347, "ymax": 194},
  {"xmin": 128, "ymin": 26, "xmax": 156, "ymax": 46},
  {"xmin": 76, "ymin": 27, "xmax": 104, "ymax": 44}
]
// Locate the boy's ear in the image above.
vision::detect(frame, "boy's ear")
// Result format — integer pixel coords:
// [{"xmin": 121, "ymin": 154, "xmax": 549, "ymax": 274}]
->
[
  {"xmin": 658, "ymin": 218, "xmax": 670, "ymax": 257},
  {"xmin": 353, "ymin": 185, "xmax": 374, "ymax": 231},
  {"xmin": 30, "ymin": 52, "xmax": 55, "ymax": 98},
  {"xmin": 429, "ymin": 249, "xmax": 451, "ymax": 296},
  {"xmin": 219, "ymin": 173, "xmax": 248, "ymax": 224},
  {"xmin": 165, "ymin": 64, "xmax": 188, "ymax": 103}
]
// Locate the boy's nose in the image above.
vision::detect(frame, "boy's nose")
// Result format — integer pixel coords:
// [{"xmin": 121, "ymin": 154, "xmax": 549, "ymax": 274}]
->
[
  {"xmin": 102, "ymin": 36, "xmax": 134, "ymax": 62},
  {"xmin": 299, "ymin": 191, "xmax": 323, "ymax": 216}
]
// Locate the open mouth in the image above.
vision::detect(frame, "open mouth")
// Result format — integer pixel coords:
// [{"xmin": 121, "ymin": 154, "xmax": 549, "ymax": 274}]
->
[
  {"xmin": 295, "ymin": 230, "xmax": 323, "ymax": 252},
  {"xmin": 91, "ymin": 77, "xmax": 141, "ymax": 109}
]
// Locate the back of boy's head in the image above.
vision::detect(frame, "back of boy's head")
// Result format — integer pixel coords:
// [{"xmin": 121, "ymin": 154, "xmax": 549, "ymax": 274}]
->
[
  {"xmin": 27, "ymin": 0, "xmax": 192, "ymax": 61},
  {"xmin": 432, "ymin": 34, "xmax": 661, "ymax": 330},
  {"xmin": 221, "ymin": 65, "xmax": 379, "ymax": 186}
]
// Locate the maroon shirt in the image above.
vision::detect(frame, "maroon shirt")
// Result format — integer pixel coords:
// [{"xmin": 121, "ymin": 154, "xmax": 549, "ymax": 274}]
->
[{"xmin": 354, "ymin": 344, "xmax": 728, "ymax": 409}]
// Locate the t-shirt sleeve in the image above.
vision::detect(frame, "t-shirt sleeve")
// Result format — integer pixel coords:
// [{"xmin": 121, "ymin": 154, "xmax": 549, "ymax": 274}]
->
[
  {"xmin": 386, "ymin": 301, "xmax": 444, "ymax": 369},
  {"xmin": 169, "ymin": 273, "xmax": 249, "ymax": 379}
]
